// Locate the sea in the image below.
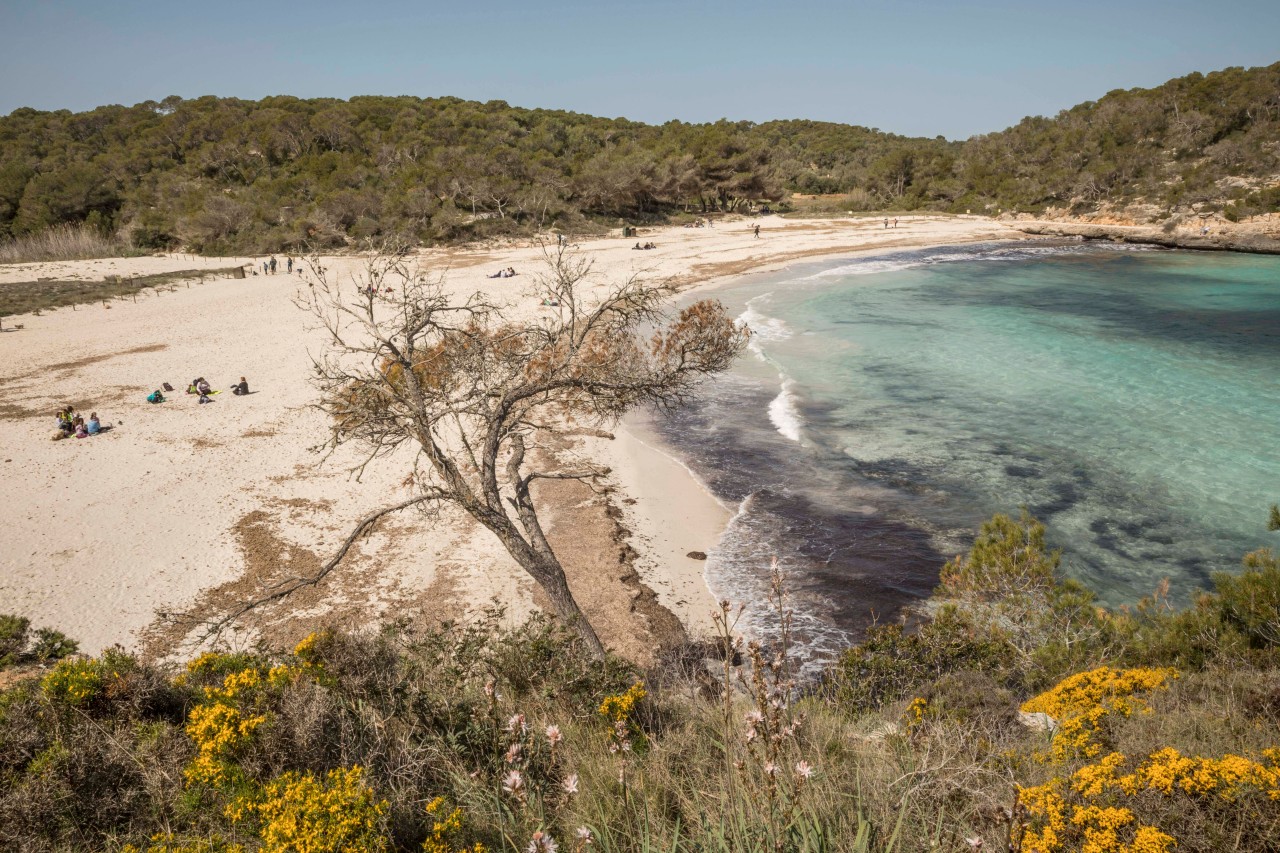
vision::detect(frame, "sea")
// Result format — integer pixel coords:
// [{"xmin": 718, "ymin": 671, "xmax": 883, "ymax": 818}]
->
[{"xmin": 645, "ymin": 240, "xmax": 1280, "ymax": 672}]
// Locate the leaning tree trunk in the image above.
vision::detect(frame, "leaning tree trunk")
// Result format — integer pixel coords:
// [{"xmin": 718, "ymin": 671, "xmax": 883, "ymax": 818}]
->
[
  {"xmin": 482, "ymin": 432, "xmax": 609, "ymax": 658},
  {"xmin": 484, "ymin": 516, "xmax": 607, "ymax": 658}
]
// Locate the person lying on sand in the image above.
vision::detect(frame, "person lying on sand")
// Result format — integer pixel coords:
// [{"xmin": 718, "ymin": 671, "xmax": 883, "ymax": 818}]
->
[
  {"xmin": 147, "ymin": 390, "xmax": 165, "ymax": 404},
  {"xmin": 231, "ymin": 377, "xmax": 249, "ymax": 395}
]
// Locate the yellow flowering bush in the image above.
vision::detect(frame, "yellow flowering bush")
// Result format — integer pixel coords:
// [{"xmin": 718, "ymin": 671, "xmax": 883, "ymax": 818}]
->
[
  {"xmin": 1017, "ymin": 778, "xmax": 1174, "ymax": 853},
  {"xmin": 42, "ymin": 657, "xmax": 107, "ymax": 706},
  {"xmin": 184, "ymin": 701, "xmax": 269, "ymax": 787},
  {"xmin": 422, "ymin": 796, "xmax": 487, "ymax": 853},
  {"xmin": 229, "ymin": 766, "xmax": 389, "ymax": 853},
  {"xmin": 1017, "ymin": 746, "xmax": 1280, "ymax": 851},
  {"xmin": 1118, "ymin": 747, "xmax": 1280, "ymax": 800},
  {"xmin": 184, "ymin": 663, "xmax": 273, "ymax": 788},
  {"xmin": 903, "ymin": 696, "xmax": 929, "ymax": 730},
  {"xmin": 599, "ymin": 680, "xmax": 647, "ymax": 754},
  {"xmin": 598, "ymin": 681, "xmax": 646, "ymax": 722},
  {"xmin": 1022, "ymin": 667, "xmax": 1177, "ymax": 760}
]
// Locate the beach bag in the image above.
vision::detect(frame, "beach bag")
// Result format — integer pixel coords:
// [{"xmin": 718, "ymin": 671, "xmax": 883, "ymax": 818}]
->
[{"xmin": 163, "ymin": 382, "xmax": 174, "ymax": 392}]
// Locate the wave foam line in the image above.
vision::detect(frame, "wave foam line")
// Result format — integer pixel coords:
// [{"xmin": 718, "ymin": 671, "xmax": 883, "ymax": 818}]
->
[{"xmin": 767, "ymin": 376, "xmax": 804, "ymax": 442}]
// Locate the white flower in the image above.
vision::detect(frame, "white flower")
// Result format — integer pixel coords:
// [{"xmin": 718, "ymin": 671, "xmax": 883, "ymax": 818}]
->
[
  {"xmin": 745, "ymin": 728, "xmax": 758, "ymax": 743},
  {"xmin": 576, "ymin": 826, "xmax": 593, "ymax": 842},
  {"xmin": 744, "ymin": 710, "xmax": 765, "ymax": 725},
  {"xmin": 526, "ymin": 831, "xmax": 558, "ymax": 853},
  {"xmin": 562, "ymin": 772, "xmax": 580, "ymax": 795},
  {"xmin": 620, "ymin": 739, "xmax": 632, "ymax": 752},
  {"xmin": 764, "ymin": 762, "xmax": 779, "ymax": 777},
  {"xmin": 503, "ymin": 770, "xmax": 524, "ymax": 794},
  {"xmin": 545, "ymin": 724, "xmax": 562, "ymax": 746},
  {"xmin": 506, "ymin": 713, "xmax": 527, "ymax": 734},
  {"xmin": 505, "ymin": 743, "xmax": 522, "ymax": 764},
  {"xmin": 484, "ymin": 678, "xmax": 496, "ymax": 698},
  {"xmin": 794, "ymin": 760, "xmax": 814, "ymax": 779},
  {"xmin": 965, "ymin": 837, "xmax": 983, "ymax": 850}
]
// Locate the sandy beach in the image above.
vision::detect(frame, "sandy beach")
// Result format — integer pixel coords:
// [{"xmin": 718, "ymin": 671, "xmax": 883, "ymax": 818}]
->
[{"xmin": 0, "ymin": 214, "xmax": 1024, "ymax": 663}]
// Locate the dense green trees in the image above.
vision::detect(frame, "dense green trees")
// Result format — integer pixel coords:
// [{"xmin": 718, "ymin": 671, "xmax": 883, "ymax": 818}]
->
[{"xmin": 1, "ymin": 62, "xmax": 1276, "ymax": 253}]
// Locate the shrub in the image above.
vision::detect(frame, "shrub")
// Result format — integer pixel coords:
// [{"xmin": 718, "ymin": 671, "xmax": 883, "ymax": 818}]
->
[
  {"xmin": 1022, "ymin": 667, "xmax": 1177, "ymax": 761},
  {"xmin": 0, "ymin": 614, "xmax": 77, "ymax": 668},
  {"xmin": 228, "ymin": 766, "xmax": 389, "ymax": 853},
  {"xmin": 0, "ymin": 615, "xmax": 29, "ymax": 668}
]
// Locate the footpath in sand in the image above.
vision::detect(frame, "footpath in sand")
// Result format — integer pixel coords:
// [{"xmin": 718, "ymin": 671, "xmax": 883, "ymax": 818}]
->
[{"xmin": 0, "ymin": 215, "xmax": 1022, "ymax": 663}]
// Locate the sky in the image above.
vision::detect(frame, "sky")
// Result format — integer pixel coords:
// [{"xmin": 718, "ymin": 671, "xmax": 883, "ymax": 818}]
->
[{"xmin": 1, "ymin": 0, "xmax": 1277, "ymax": 139}]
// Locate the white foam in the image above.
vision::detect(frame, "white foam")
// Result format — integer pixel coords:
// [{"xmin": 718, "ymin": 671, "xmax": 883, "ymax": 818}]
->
[
  {"xmin": 768, "ymin": 376, "xmax": 804, "ymax": 442},
  {"xmin": 739, "ymin": 294, "xmax": 793, "ymax": 364},
  {"xmin": 803, "ymin": 241, "xmax": 1143, "ymax": 281}
]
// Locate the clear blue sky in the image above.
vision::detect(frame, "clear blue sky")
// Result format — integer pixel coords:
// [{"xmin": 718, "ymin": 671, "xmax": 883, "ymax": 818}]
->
[{"xmin": 1, "ymin": 0, "xmax": 1276, "ymax": 139}]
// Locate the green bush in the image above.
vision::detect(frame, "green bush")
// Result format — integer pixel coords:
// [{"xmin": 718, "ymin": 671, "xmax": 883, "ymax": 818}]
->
[
  {"xmin": 0, "ymin": 614, "xmax": 77, "ymax": 669},
  {"xmin": 0, "ymin": 615, "xmax": 29, "ymax": 668}
]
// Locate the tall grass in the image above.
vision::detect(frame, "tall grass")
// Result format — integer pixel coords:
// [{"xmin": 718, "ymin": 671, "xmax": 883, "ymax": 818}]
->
[{"xmin": 0, "ymin": 223, "xmax": 131, "ymax": 264}]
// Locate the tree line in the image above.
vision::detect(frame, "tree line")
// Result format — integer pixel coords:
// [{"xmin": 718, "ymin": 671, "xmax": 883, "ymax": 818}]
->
[{"xmin": 0, "ymin": 62, "xmax": 1276, "ymax": 253}]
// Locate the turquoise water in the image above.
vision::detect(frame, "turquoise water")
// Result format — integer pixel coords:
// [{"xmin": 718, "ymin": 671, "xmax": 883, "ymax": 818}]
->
[{"xmin": 655, "ymin": 242, "xmax": 1280, "ymax": 664}]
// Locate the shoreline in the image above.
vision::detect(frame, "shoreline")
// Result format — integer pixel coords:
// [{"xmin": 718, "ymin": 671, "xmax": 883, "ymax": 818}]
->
[{"xmin": 0, "ymin": 215, "xmax": 1027, "ymax": 662}]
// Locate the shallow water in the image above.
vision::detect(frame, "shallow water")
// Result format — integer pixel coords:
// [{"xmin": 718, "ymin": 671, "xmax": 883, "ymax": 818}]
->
[{"xmin": 653, "ymin": 241, "xmax": 1280, "ymax": 669}]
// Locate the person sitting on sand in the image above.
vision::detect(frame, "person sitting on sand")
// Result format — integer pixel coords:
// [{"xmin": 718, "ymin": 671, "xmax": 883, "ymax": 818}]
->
[
  {"xmin": 73, "ymin": 416, "xmax": 88, "ymax": 439},
  {"xmin": 57, "ymin": 407, "xmax": 75, "ymax": 433},
  {"xmin": 196, "ymin": 378, "xmax": 212, "ymax": 404},
  {"xmin": 87, "ymin": 412, "xmax": 102, "ymax": 435},
  {"xmin": 633, "ymin": 242, "xmax": 642, "ymax": 250},
  {"xmin": 232, "ymin": 377, "xmax": 249, "ymax": 395},
  {"xmin": 147, "ymin": 390, "xmax": 165, "ymax": 404}
]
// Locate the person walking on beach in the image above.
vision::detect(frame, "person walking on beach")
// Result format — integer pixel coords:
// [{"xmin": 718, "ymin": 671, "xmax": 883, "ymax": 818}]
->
[
  {"xmin": 753, "ymin": 224, "xmax": 760, "ymax": 238},
  {"xmin": 269, "ymin": 256, "xmax": 278, "ymax": 274},
  {"xmin": 884, "ymin": 218, "xmax": 889, "ymax": 229},
  {"xmin": 287, "ymin": 257, "xmax": 294, "ymax": 274},
  {"xmin": 262, "ymin": 261, "xmax": 268, "ymax": 276},
  {"xmin": 894, "ymin": 217, "xmax": 899, "ymax": 228}
]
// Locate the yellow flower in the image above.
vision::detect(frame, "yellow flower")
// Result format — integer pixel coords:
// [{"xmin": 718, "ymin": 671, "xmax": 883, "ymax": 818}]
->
[{"xmin": 1022, "ymin": 668, "xmax": 1176, "ymax": 761}]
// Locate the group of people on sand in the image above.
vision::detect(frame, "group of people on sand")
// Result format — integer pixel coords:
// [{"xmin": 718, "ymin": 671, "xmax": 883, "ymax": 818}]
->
[
  {"xmin": 632, "ymin": 242, "xmax": 658, "ymax": 250},
  {"xmin": 253, "ymin": 256, "xmax": 297, "ymax": 276},
  {"xmin": 145, "ymin": 376, "xmax": 249, "ymax": 405},
  {"xmin": 53, "ymin": 406, "xmax": 109, "ymax": 440},
  {"xmin": 486, "ymin": 267, "xmax": 518, "ymax": 279},
  {"xmin": 683, "ymin": 219, "xmax": 713, "ymax": 228},
  {"xmin": 884, "ymin": 218, "xmax": 900, "ymax": 229}
]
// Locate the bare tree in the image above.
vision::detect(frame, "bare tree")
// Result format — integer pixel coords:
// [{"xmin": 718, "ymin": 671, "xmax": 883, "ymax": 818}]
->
[{"xmin": 213, "ymin": 243, "xmax": 747, "ymax": 657}]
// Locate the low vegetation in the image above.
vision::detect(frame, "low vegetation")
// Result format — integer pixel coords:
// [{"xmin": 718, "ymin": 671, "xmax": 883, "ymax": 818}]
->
[
  {"xmin": 0, "ymin": 265, "xmax": 244, "ymax": 318},
  {"xmin": 1, "ymin": 63, "xmax": 1276, "ymax": 254},
  {"xmin": 1, "ymin": 511, "xmax": 1277, "ymax": 851},
  {"xmin": 0, "ymin": 222, "xmax": 132, "ymax": 264}
]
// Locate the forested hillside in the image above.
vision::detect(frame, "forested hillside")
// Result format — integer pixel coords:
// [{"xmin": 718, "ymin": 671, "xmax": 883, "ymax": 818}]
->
[{"xmin": 0, "ymin": 62, "xmax": 1276, "ymax": 253}]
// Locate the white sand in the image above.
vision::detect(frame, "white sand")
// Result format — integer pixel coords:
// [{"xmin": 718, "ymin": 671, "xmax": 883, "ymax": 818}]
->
[{"xmin": 0, "ymin": 215, "xmax": 1023, "ymax": 656}]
